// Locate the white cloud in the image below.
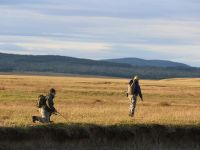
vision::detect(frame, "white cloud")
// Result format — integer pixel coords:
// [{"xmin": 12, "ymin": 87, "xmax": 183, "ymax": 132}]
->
[
  {"xmin": 1, "ymin": 0, "xmax": 200, "ymax": 19},
  {"xmin": 0, "ymin": 0, "xmax": 200, "ymax": 66},
  {"xmin": 0, "ymin": 35, "xmax": 112, "ymax": 57},
  {"xmin": 18, "ymin": 41, "xmax": 110, "ymax": 52}
]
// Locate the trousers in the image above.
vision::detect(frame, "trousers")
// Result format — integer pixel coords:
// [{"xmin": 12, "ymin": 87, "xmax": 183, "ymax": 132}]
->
[
  {"xmin": 128, "ymin": 95, "xmax": 137, "ymax": 117},
  {"xmin": 35, "ymin": 107, "xmax": 51, "ymax": 123}
]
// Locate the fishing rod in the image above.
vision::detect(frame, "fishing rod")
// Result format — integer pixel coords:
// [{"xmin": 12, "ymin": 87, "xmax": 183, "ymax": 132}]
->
[{"xmin": 55, "ymin": 111, "xmax": 68, "ymax": 121}]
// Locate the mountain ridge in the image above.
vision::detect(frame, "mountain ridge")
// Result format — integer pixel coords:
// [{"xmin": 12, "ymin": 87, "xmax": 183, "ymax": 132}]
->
[
  {"xmin": 102, "ymin": 57, "xmax": 189, "ymax": 67},
  {"xmin": 0, "ymin": 52, "xmax": 199, "ymax": 79}
]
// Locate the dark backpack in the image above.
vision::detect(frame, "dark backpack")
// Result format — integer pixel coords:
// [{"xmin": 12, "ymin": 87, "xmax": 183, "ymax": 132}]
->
[{"xmin": 37, "ymin": 95, "xmax": 47, "ymax": 108}]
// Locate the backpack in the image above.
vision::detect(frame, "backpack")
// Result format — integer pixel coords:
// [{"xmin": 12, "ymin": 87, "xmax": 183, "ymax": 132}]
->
[{"xmin": 37, "ymin": 95, "xmax": 47, "ymax": 108}]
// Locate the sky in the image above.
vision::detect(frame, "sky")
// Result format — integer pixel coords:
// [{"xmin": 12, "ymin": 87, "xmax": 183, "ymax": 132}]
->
[{"xmin": 0, "ymin": 0, "xmax": 200, "ymax": 66}]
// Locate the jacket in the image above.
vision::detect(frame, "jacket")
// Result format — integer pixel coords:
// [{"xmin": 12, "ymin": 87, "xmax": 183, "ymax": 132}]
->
[
  {"xmin": 44, "ymin": 94, "xmax": 56, "ymax": 113},
  {"xmin": 127, "ymin": 81, "xmax": 143, "ymax": 99}
]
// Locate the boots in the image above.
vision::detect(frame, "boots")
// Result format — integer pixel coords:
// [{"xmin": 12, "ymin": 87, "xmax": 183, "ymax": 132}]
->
[{"xmin": 32, "ymin": 116, "xmax": 37, "ymax": 123}]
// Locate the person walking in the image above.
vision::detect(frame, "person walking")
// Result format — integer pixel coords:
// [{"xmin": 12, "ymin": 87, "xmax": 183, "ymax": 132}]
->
[
  {"xmin": 127, "ymin": 76, "xmax": 143, "ymax": 117},
  {"xmin": 32, "ymin": 88, "xmax": 57, "ymax": 123}
]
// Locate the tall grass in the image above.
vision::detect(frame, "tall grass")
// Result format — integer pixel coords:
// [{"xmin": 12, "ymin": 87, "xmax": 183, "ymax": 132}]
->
[
  {"xmin": 0, "ymin": 75, "xmax": 200, "ymax": 149},
  {"xmin": 0, "ymin": 75, "xmax": 200, "ymax": 127}
]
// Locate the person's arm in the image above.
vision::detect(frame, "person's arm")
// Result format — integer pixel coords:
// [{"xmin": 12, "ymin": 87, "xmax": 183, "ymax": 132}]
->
[
  {"xmin": 126, "ymin": 85, "xmax": 129, "ymax": 97},
  {"xmin": 46, "ymin": 95, "xmax": 56, "ymax": 112},
  {"xmin": 127, "ymin": 84, "xmax": 133, "ymax": 97},
  {"xmin": 126, "ymin": 91, "xmax": 128, "ymax": 97},
  {"xmin": 138, "ymin": 86, "xmax": 143, "ymax": 101}
]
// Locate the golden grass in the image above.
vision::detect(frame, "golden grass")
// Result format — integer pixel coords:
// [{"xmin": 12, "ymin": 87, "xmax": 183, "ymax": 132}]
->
[{"xmin": 0, "ymin": 75, "xmax": 200, "ymax": 127}]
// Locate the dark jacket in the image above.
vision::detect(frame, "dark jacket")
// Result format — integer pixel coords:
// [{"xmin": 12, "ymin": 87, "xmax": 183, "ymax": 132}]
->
[
  {"xmin": 44, "ymin": 94, "xmax": 56, "ymax": 113},
  {"xmin": 128, "ymin": 81, "xmax": 143, "ymax": 99}
]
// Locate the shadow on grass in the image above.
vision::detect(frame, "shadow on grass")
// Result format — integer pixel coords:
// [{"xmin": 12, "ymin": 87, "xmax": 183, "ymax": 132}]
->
[
  {"xmin": 0, "ymin": 123, "xmax": 200, "ymax": 143},
  {"xmin": 1, "ymin": 123, "xmax": 200, "ymax": 150}
]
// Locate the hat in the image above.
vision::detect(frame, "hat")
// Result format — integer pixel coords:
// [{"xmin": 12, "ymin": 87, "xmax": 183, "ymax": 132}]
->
[{"xmin": 133, "ymin": 76, "xmax": 139, "ymax": 81}]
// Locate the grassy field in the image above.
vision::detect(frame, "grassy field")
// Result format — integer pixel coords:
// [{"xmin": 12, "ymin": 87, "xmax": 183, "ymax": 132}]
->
[
  {"xmin": 0, "ymin": 75, "xmax": 200, "ymax": 127},
  {"xmin": 0, "ymin": 75, "xmax": 200, "ymax": 150}
]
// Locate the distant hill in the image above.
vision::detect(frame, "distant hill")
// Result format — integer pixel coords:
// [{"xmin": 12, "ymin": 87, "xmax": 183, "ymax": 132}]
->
[
  {"xmin": 0, "ymin": 53, "xmax": 199, "ymax": 79},
  {"xmin": 102, "ymin": 58, "xmax": 189, "ymax": 67}
]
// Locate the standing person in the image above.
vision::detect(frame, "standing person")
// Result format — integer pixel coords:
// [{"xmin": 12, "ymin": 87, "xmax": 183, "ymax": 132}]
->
[
  {"xmin": 127, "ymin": 76, "xmax": 143, "ymax": 117},
  {"xmin": 32, "ymin": 88, "xmax": 57, "ymax": 123}
]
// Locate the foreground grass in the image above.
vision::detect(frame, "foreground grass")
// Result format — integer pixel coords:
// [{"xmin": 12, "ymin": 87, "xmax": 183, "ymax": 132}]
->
[
  {"xmin": 0, "ymin": 123, "xmax": 200, "ymax": 150},
  {"xmin": 0, "ymin": 75, "xmax": 200, "ymax": 127}
]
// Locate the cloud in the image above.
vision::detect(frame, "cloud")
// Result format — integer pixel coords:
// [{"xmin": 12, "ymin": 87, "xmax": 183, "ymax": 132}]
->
[
  {"xmin": 1, "ymin": 35, "xmax": 200, "ymax": 66},
  {"xmin": 0, "ymin": 0, "xmax": 200, "ymax": 66},
  {"xmin": 0, "ymin": 43, "xmax": 26, "ymax": 53},
  {"xmin": 1, "ymin": 0, "xmax": 200, "ymax": 19},
  {"xmin": 0, "ymin": 35, "xmax": 112, "ymax": 58}
]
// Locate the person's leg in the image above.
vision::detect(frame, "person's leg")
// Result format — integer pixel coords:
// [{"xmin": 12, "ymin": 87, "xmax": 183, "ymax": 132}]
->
[
  {"xmin": 131, "ymin": 95, "xmax": 137, "ymax": 117},
  {"xmin": 129, "ymin": 95, "xmax": 134, "ymax": 117},
  {"xmin": 46, "ymin": 112, "xmax": 51, "ymax": 123},
  {"xmin": 33, "ymin": 108, "xmax": 50, "ymax": 123}
]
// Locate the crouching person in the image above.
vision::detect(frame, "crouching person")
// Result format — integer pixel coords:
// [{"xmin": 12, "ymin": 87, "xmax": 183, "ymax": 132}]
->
[{"xmin": 32, "ymin": 88, "xmax": 57, "ymax": 123}]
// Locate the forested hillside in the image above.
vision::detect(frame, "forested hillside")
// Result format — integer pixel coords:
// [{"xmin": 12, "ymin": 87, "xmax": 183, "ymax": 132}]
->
[
  {"xmin": 102, "ymin": 58, "xmax": 189, "ymax": 67},
  {"xmin": 0, "ymin": 53, "xmax": 199, "ymax": 79}
]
